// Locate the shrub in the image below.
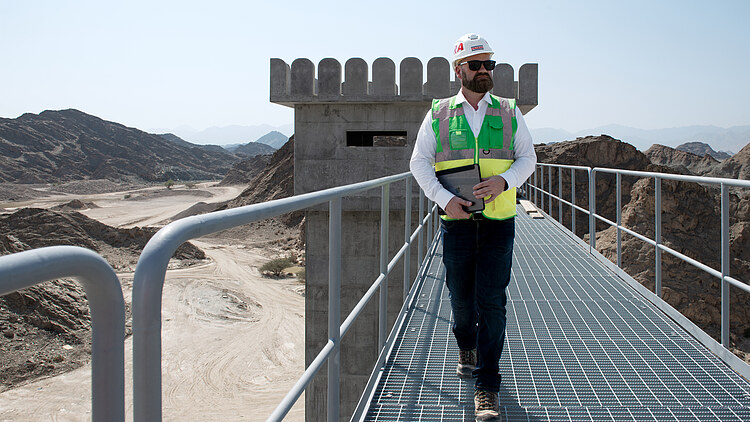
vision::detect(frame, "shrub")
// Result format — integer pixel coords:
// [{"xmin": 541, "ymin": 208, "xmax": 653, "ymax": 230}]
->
[
  {"xmin": 296, "ymin": 268, "xmax": 306, "ymax": 283},
  {"xmin": 260, "ymin": 257, "xmax": 294, "ymax": 277},
  {"xmin": 164, "ymin": 179, "xmax": 175, "ymax": 189}
]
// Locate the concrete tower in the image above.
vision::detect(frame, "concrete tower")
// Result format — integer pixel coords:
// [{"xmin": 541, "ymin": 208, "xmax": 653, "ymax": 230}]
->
[{"xmin": 269, "ymin": 56, "xmax": 538, "ymax": 420}]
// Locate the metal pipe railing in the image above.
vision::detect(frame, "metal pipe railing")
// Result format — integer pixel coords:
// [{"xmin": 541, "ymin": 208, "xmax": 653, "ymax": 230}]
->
[
  {"xmin": 131, "ymin": 171, "xmax": 437, "ymax": 422},
  {"xmin": 525, "ymin": 163, "xmax": 592, "ymax": 239},
  {"xmin": 0, "ymin": 246, "xmax": 125, "ymax": 422},
  {"xmin": 527, "ymin": 163, "xmax": 750, "ymax": 350}
]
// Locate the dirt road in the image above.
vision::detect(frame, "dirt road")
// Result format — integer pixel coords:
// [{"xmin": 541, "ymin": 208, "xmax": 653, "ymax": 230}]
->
[{"xmin": 0, "ymin": 183, "xmax": 305, "ymax": 421}]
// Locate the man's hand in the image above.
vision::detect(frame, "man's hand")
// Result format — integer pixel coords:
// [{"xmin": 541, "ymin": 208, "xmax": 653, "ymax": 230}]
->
[
  {"xmin": 444, "ymin": 196, "xmax": 473, "ymax": 219},
  {"xmin": 473, "ymin": 176, "xmax": 506, "ymax": 203}
]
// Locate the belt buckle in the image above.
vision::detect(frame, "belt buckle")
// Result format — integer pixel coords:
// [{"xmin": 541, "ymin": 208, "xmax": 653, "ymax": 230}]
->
[{"xmin": 471, "ymin": 212, "xmax": 483, "ymax": 221}]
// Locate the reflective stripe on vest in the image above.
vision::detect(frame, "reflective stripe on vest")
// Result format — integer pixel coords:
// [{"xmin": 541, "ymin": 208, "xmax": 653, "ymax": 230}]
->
[{"xmin": 432, "ymin": 94, "xmax": 518, "ymax": 220}]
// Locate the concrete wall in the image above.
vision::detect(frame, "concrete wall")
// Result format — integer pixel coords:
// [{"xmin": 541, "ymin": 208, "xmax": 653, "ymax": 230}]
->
[{"xmin": 294, "ymin": 102, "xmax": 425, "ymax": 207}]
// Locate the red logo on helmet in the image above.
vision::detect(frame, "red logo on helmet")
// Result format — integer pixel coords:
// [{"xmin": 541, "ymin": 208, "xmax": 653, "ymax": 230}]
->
[{"xmin": 454, "ymin": 43, "xmax": 464, "ymax": 54}]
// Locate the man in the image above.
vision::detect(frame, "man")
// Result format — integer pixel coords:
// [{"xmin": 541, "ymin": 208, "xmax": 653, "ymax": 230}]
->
[{"xmin": 409, "ymin": 33, "xmax": 536, "ymax": 421}]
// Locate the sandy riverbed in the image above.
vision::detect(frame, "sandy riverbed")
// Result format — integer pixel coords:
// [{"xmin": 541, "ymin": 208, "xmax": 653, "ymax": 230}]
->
[{"xmin": 0, "ymin": 182, "xmax": 305, "ymax": 421}]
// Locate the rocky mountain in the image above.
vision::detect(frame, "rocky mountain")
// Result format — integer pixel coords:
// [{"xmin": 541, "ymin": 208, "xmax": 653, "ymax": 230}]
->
[
  {"xmin": 227, "ymin": 136, "xmax": 302, "ymax": 230},
  {"xmin": 535, "ymin": 135, "xmax": 750, "ymax": 358},
  {"xmin": 217, "ymin": 153, "xmax": 272, "ymax": 186},
  {"xmin": 158, "ymin": 133, "xmax": 230, "ymax": 155},
  {"xmin": 0, "ymin": 109, "xmax": 240, "ymax": 183},
  {"xmin": 227, "ymin": 136, "xmax": 294, "ymax": 208},
  {"xmin": 676, "ymin": 141, "xmax": 732, "ymax": 161},
  {"xmin": 706, "ymin": 142, "xmax": 750, "ymax": 180},
  {"xmin": 255, "ymin": 131, "xmax": 289, "ymax": 149},
  {"xmin": 644, "ymin": 144, "xmax": 719, "ymax": 176},
  {"xmin": 0, "ymin": 208, "xmax": 205, "ymax": 390},
  {"xmin": 232, "ymin": 141, "xmax": 276, "ymax": 158},
  {"xmin": 534, "ymin": 135, "xmax": 652, "ymax": 236}
]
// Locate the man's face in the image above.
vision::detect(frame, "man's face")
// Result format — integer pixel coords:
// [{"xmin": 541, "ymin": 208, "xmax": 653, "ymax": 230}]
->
[{"xmin": 456, "ymin": 53, "xmax": 494, "ymax": 94}]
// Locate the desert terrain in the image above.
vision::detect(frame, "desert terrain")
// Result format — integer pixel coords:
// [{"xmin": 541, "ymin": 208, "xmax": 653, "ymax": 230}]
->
[{"xmin": 0, "ymin": 182, "xmax": 305, "ymax": 421}]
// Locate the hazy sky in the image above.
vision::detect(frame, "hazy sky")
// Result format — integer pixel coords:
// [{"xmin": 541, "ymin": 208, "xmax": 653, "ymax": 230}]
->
[{"xmin": 1, "ymin": 0, "xmax": 748, "ymax": 135}]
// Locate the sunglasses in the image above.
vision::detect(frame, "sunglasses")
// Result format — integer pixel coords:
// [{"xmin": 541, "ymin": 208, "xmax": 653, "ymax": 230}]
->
[{"xmin": 459, "ymin": 60, "xmax": 496, "ymax": 71}]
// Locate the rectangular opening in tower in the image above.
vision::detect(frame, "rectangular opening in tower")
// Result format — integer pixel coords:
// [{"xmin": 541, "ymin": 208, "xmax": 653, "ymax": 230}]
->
[{"xmin": 346, "ymin": 131, "xmax": 407, "ymax": 147}]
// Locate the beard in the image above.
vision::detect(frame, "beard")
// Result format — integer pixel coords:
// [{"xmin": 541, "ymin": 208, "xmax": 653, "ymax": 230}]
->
[{"xmin": 461, "ymin": 68, "xmax": 494, "ymax": 94}]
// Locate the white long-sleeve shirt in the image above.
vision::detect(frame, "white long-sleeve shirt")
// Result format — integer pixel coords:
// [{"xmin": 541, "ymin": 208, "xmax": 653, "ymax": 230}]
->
[{"xmin": 409, "ymin": 90, "xmax": 537, "ymax": 210}]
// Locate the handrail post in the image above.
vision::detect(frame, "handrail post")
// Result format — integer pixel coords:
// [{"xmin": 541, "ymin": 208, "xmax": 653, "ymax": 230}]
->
[
  {"xmin": 589, "ymin": 169, "xmax": 596, "ymax": 252},
  {"xmin": 403, "ymin": 177, "xmax": 412, "ymax": 301},
  {"xmin": 655, "ymin": 177, "xmax": 662, "ymax": 297},
  {"xmin": 328, "ymin": 198, "xmax": 342, "ymax": 422},
  {"xmin": 617, "ymin": 173, "xmax": 622, "ymax": 268},
  {"xmin": 433, "ymin": 201, "xmax": 438, "ymax": 239},
  {"xmin": 548, "ymin": 166, "xmax": 553, "ymax": 216},
  {"xmin": 721, "ymin": 183, "xmax": 730, "ymax": 347},
  {"xmin": 571, "ymin": 168, "xmax": 576, "ymax": 235},
  {"xmin": 558, "ymin": 166, "xmax": 563, "ymax": 223},
  {"xmin": 427, "ymin": 201, "xmax": 433, "ymax": 245},
  {"xmin": 534, "ymin": 166, "xmax": 538, "ymax": 205},
  {"xmin": 379, "ymin": 184, "xmax": 390, "ymax": 350},
  {"xmin": 417, "ymin": 190, "xmax": 424, "ymax": 271},
  {"xmin": 540, "ymin": 166, "xmax": 544, "ymax": 211}
]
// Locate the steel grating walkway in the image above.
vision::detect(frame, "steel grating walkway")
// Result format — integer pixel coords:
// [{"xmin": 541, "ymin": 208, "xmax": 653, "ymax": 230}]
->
[{"xmin": 357, "ymin": 207, "xmax": 750, "ymax": 421}]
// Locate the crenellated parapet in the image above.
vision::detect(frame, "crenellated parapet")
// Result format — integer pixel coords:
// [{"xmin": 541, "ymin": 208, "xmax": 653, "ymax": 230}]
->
[{"xmin": 270, "ymin": 57, "xmax": 538, "ymax": 113}]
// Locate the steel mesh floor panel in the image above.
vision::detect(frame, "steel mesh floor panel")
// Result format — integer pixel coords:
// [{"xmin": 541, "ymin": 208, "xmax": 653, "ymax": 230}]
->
[{"xmin": 361, "ymin": 208, "xmax": 750, "ymax": 421}]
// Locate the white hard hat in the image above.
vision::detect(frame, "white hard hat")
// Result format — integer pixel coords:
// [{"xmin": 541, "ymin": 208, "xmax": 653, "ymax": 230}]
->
[{"xmin": 453, "ymin": 33, "xmax": 494, "ymax": 65}]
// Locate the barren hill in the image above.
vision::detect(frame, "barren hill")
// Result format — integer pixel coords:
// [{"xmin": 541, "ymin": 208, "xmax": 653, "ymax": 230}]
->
[
  {"xmin": 676, "ymin": 141, "xmax": 732, "ymax": 161},
  {"xmin": 227, "ymin": 136, "xmax": 294, "ymax": 208},
  {"xmin": 0, "ymin": 109, "xmax": 240, "ymax": 183},
  {"xmin": 217, "ymin": 154, "xmax": 272, "ymax": 186},
  {"xmin": 644, "ymin": 144, "xmax": 719, "ymax": 176},
  {"xmin": 232, "ymin": 142, "xmax": 276, "ymax": 158},
  {"xmin": 707, "ymin": 142, "xmax": 750, "ymax": 180}
]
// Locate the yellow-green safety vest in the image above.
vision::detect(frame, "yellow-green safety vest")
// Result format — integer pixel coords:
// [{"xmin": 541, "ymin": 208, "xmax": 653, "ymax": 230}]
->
[{"xmin": 432, "ymin": 94, "xmax": 517, "ymax": 220}]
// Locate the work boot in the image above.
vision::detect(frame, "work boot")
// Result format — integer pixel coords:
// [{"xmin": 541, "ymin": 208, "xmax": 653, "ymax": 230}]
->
[
  {"xmin": 457, "ymin": 348, "xmax": 476, "ymax": 378},
  {"xmin": 474, "ymin": 389, "xmax": 500, "ymax": 421}
]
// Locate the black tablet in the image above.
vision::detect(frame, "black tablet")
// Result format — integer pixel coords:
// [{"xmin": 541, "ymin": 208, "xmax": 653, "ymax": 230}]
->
[{"xmin": 436, "ymin": 164, "xmax": 485, "ymax": 213}]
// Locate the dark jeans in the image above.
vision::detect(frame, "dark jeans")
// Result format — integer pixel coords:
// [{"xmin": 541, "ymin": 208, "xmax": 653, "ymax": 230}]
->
[{"xmin": 441, "ymin": 217, "xmax": 515, "ymax": 393}]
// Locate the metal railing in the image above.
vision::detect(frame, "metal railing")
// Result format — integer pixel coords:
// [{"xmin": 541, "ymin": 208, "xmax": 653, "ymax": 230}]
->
[
  {"xmin": 5, "ymin": 164, "xmax": 746, "ymax": 419},
  {"xmin": 0, "ymin": 246, "xmax": 125, "ymax": 422},
  {"xmin": 526, "ymin": 164, "xmax": 750, "ymax": 351},
  {"xmin": 131, "ymin": 171, "xmax": 438, "ymax": 422}
]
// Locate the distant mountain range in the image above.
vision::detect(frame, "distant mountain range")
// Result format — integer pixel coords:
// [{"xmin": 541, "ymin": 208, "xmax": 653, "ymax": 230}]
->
[
  {"xmin": 155, "ymin": 123, "xmax": 294, "ymax": 145},
  {"xmin": 223, "ymin": 131, "xmax": 288, "ymax": 155},
  {"xmin": 530, "ymin": 124, "xmax": 750, "ymax": 155}
]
